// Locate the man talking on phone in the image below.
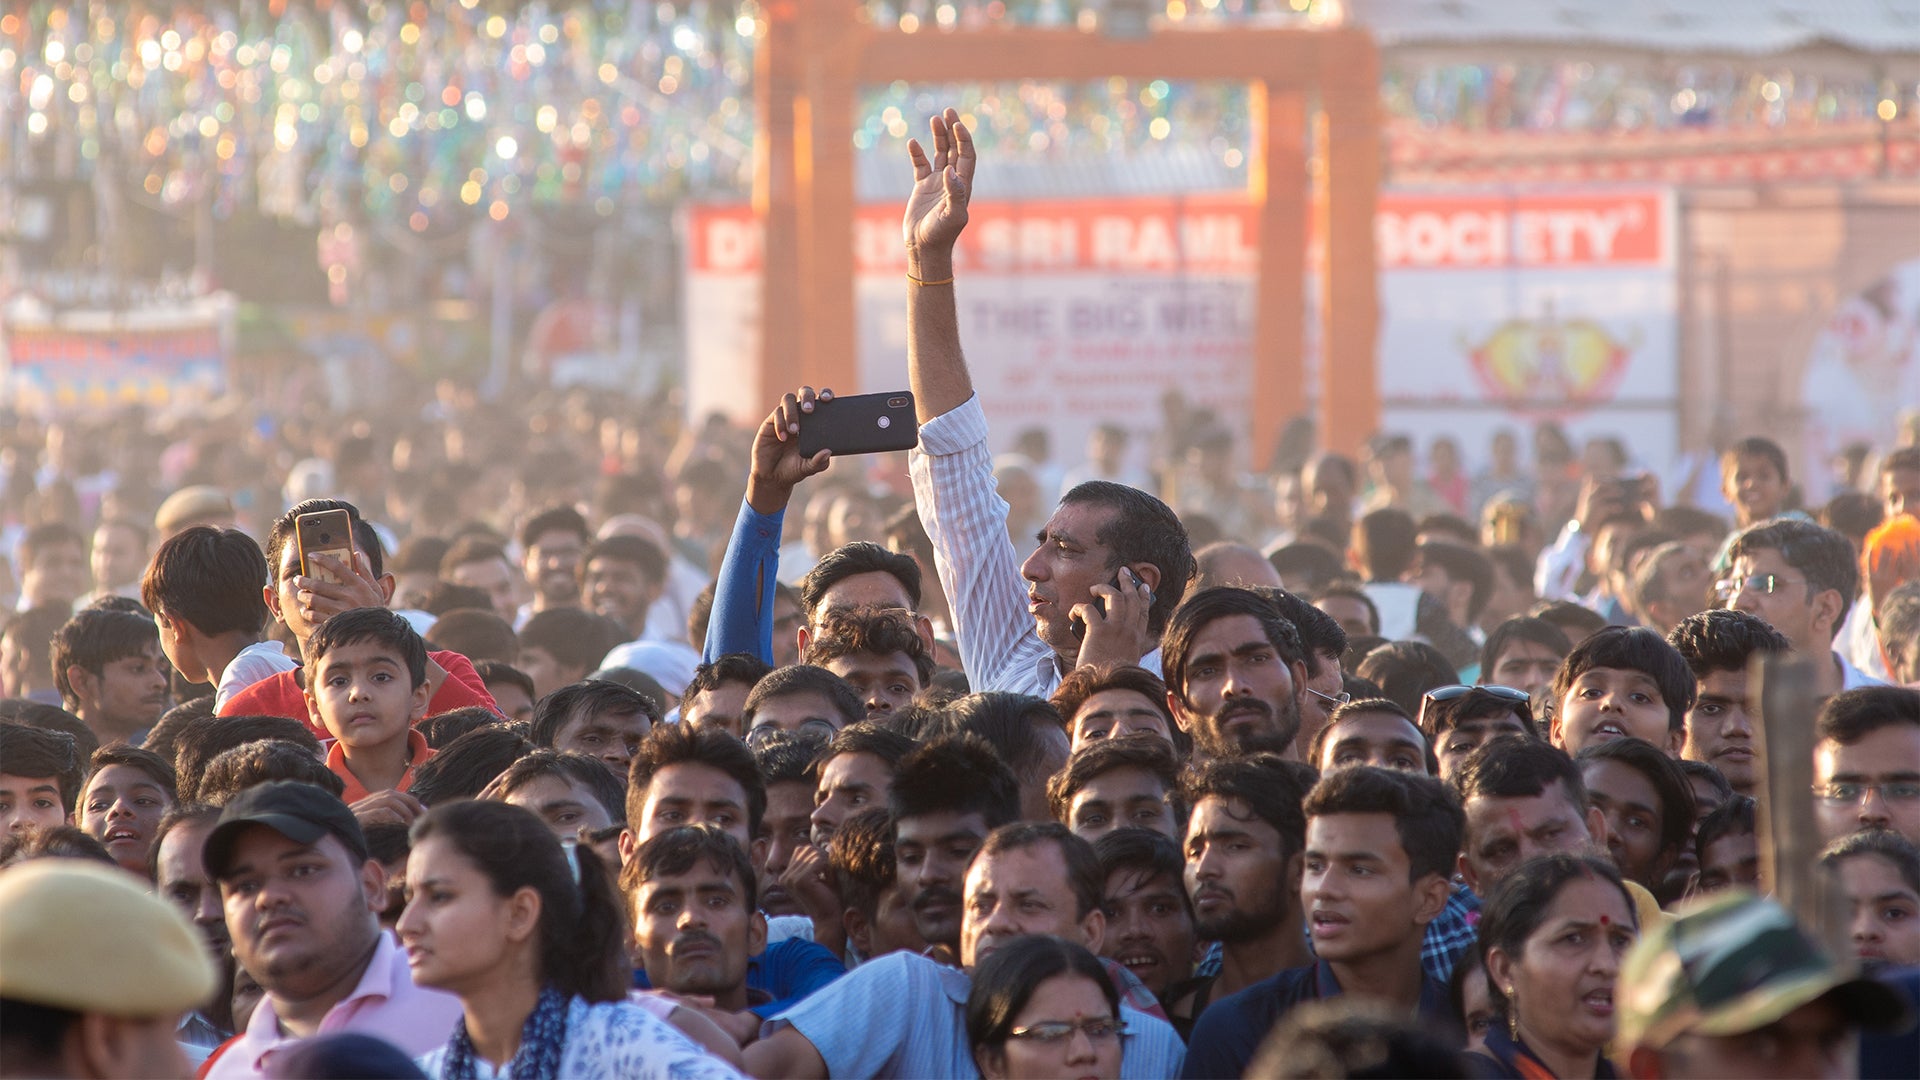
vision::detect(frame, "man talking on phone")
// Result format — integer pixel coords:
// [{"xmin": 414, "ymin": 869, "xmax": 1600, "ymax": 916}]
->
[{"xmin": 900, "ymin": 109, "xmax": 1193, "ymax": 697}]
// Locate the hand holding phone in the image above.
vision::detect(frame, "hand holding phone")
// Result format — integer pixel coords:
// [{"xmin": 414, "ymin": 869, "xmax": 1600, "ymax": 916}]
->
[
  {"xmin": 296, "ymin": 510, "xmax": 357, "ymax": 586},
  {"xmin": 796, "ymin": 391, "xmax": 919, "ymax": 458},
  {"xmin": 1070, "ymin": 565, "xmax": 1158, "ymax": 669}
]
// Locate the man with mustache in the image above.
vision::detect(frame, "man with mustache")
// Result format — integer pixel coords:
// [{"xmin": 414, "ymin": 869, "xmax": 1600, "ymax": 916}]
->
[
  {"xmin": 201, "ymin": 782, "xmax": 459, "ymax": 1078},
  {"xmin": 1162, "ymin": 586, "xmax": 1312, "ymax": 761},
  {"xmin": 888, "ymin": 734, "xmax": 1021, "ymax": 955},
  {"xmin": 51, "ymin": 608, "xmax": 172, "ymax": 745},
  {"xmin": 1182, "ymin": 767, "xmax": 1460, "ymax": 1079},
  {"xmin": 630, "ymin": 825, "xmax": 773, "ymax": 1017},
  {"xmin": 1175, "ymin": 754, "xmax": 1313, "ymax": 1029}
]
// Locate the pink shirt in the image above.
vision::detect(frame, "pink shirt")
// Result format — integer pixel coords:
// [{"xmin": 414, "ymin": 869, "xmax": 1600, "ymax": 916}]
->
[{"xmin": 206, "ymin": 933, "xmax": 462, "ymax": 1078}]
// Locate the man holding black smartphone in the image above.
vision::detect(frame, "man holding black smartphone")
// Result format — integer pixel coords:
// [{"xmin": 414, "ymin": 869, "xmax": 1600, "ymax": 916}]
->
[{"xmin": 899, "ymin": 109, "xmax": 1194, "ymax": 697}]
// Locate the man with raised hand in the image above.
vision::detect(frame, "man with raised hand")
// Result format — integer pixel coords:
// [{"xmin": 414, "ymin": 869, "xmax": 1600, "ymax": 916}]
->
[{"xmin": 902, "ymin": 108, "xmax": 1193, "ymax": 697}]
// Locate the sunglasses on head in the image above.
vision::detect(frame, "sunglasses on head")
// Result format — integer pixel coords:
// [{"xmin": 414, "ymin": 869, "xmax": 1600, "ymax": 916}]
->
[{"xmin": 1424, "ymin": 684, "xmax": 1530, "ymax": 704}]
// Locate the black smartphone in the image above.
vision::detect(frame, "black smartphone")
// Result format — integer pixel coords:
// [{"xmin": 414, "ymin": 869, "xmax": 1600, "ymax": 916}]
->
[
  {"xmin": 1071, "ymin": 566, "xmax": 1140, "ymax": 641},
  {"xmin": 796, "ymin": 392, "xmax": 920, "ymax": 457}
]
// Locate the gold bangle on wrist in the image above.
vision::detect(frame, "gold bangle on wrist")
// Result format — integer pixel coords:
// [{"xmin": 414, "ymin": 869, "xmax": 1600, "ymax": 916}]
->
[{"xmin": 907, "ymin": 273, "xmax": 954, "ymax": 286}]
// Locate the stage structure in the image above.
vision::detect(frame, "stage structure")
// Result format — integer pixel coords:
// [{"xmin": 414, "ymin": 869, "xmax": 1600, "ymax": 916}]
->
[{"xmin": 752, "ymin": 1, "xmax": 1383, "ymax": 461}]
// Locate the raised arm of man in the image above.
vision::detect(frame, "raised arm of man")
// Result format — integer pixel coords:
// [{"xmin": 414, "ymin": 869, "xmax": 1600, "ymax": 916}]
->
[{"xmin": 704, "ymin": 389, "xmax": 833, "ymax": 664}]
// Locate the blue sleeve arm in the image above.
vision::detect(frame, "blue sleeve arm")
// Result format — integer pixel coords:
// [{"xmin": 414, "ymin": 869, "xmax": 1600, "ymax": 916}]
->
[
  {"xmin": 704, "ymin": 500, "xmax": 786, "ymax": 665},
  {"xmin": 748, "ymin": 940, "xmax": 848, "ymax": 1019}
]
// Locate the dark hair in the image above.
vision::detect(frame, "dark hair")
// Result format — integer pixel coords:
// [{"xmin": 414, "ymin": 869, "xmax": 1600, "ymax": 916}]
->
[
  {"xmin": 518, "ymin": 608, "xmax": 628, "ymax": 675},
  {"xmin": 1528, "ymin": 599, "xmax": 1608, "ymax": 643},
  {"xmin": 743, "ymin": 665, "xmax": 864, "ymax": 731},
  {"xmin": 422, "ymin": 582, "xmax": 492, "ymax": 618},
  {"xmin": 1057, "ymin": 481, "xmax": 1195, "ymax": 635},
  {"xmin": 1272, "ymin": 543, "xmax": 1347, "ymax": 596},
  {"xmin": 1313, "ymin": 581, "xmax": 1381, "ymax": 638},
  {"xmin": 1092, "ymin": 826, "xmax": 1190, "ymax": 915},
  {"xmin": 49, "ymin": 609, "xmax": 158, "ymax": 709},
  {"xmin": 1455, "ymin": 737, "xmax": 1587, "ymax": 809},
  {"xmin": 0, "ymin": 607, "xmax": 72, "ymax": 687},
  {"xmin": 1477, "ymin": 854, "xmax": 1634, "ymax": 1017},
  {"xmin": 1046, "ymin": 734, "xmax": 1183, "ymax": 824},
  {"xmin": 520, "ymin": 505, "xmax": 591, "ymax": 551},
  {"xmin": 265, "ymin": 499, "xmax": 384, "ymax": 581},
  {"xmin": 1665, "ymin": 608, "xmax": 1790, "ymax": 678},
  {"xmin": 138, "ymin": 697, "xmax": 213, "ymax": 767},
  {"xmin": 1728, "ymin": 518, "xmax": 1861, "ymax": 615},
  {"xmin": 1823, "ymin": 492, "xmax": 1886, "ymax": 546},
  {"xmin": 306, "ymin": 607, "xmax": 428, "ymax": 689},
  {"xmin": 0, "ymin": 701, "xmax": 99, "ymax": 769},
  {"xmin": 437, "ymin": 537, "xmax": 511, "ymax": 579},
  {"xmin": 1303, "ymin": 766, "xmax": 1463, "ymax": 882},
  {"xmin": 817, "ymin": 721, "xmax": 918, "ymax": 777},
  {"xmin": 473, "ymin": 661, "xmax": 537, "ymax": 707},
  {"xmin": 0, "ymin": 824, "xmax": 116, "ymax": 868},
  {"xmin": 1249, "ymin": 998, "xmax": 1472, "ymax": 1079},
  {"xmin": 627, "ymin": 723, "xmax": 768, "ymax": 839},
  {"xmin": 1821, "ymin": 829, "xmax": 1920, "ymax": 898},
  {"xmin": 423, "ymin": 609, "xmax": 519, "ymax": 665},
  {"xmin": 799, "ymin": 541, "xmax": 922, "ymax": 617},
  {"xmin": 1355, "ymin": 509, "xmax": 1418, "ymax": 580},
  {"xmin": 584, "ymin": 534, "xmax": 667, "ymax": 585},
  {"xmin": 1307, "ymin": 698, "xmax": 1437, "ymax": 775},
  {"xmin": 1574, "ymin": 737, "xmax": 1696, "ymax": 860},
  {"xmin": 198, "ymin": 739, "xmax": 344, "ymax": 805},
  {"xmin": 1548, "ymin": 626, "xmax": 1695, "ymax": 732},
  {"xmin": 1694, "ymin": 796, "xmax": 1756, "ymax": 866},
  {"xmin": 889, "ymin": 734, "xmax": 1021, "ymax": 830},
  {"xmin": 1419, "ymin": 688, "xmax": 1539, "ymax": 743},
  {"xmin": 829, "ymin": 807, "xmax": 899, "ymax": 918},
  {"xmin": 409, "ymin": 726, "xmax": 534, "ymax": 805},
  {"xmin": 966, "ymin": 936, "xmax": 1118, "ymax": 1059},
  {"xmin": 1446, "ymin": 947, "xmax": 1488, "ymax": 1051},
  {"xmin": 410, "ymin": 800, "xmax": 630, "ymax": 1001},
  {"xmin": 1180, "ymin": 753, "xmax": 1311, "ymax": 861},
  {"xmin": 389, "ymin": 535, "xmax": 452, "ymax": 577},
  {"xmin": 1354, "ymin": 641, "xmax": 1459, "ymax": 718},
  {"xmin": 685, "ymin": 653, "xmax": 775, "ymax": 700},
  {"xmin": 170, "ymin": 714, "xmax": 321, "ymax": 803},
  {"xmin": 486, "ymin": 749, "xmax": 627, "ymax": 826},
  {"xmin": 1416, "ymin": 542, "xmax": 1495, "ymax": 624},
  {"xmin": 753, "ymin": 730, "xmax": 825, "ymax": 791},
  {"xmin": 803, "ymin": 607, "xmax": 935, "ymax": 687},
  {"xmin": 1676, "ymin": 758, "xmax": 1733, "ymax": 807},
  {"xmin": 979, "ymin": 821, "xmax": 1104, "ymax": 918},
  {"xmin": 1252, "ymin": 587, "xmax": 1350, "ymax": 674},
  {"xmin": 141, "ymin": 526, "xmax": 271, "ymax": 637},
  {"xmin": 1162, "ymin": 587, "xmax": 1308, "ymax": 706},
  {"xmin": 530, "ymin": 680, "xmax": 658, "ymax": 749},
  {"xmin": 947, "ymin": 692, "xmax": 1070, "ymax": 787},
  {"xmin": 1816, "ymin": 686, "xmax": 1920, "ymax": 746},
  {"xmin": 363, "ymin": 820, "xmax": 412, "ymax": 869},
  {"xmin": 418, "ymin": 706, "xmax": 502, "ymax": 750},
  {"xmin": 1050, "ymin": 664, "xmax": 1174, "ymax": 731},
  {"xmin": 0, "ymin": 723, "xmax": 83, "ymax": 812},
  {"xmin": 84, "ymin": 743, "xmax": 178, "ymax": 801},
  {"xmin": 1723, "ymin": 436, "xmax": 1790, "ymax": 481},
  {"xmin": 623, "ymin": 823, "xmax": 759, "ymax": 912}
]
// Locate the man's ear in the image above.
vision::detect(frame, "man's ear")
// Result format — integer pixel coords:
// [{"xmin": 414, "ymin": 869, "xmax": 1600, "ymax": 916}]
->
[
  {"xmin": 263, "ymin": 584, "xmax": 286, "ymax": 626},
  {"xmin": 1412, "ymin": 872, "xmax": 1451, "ymax": 928},
  {"xmin": 1810, "ymin": 587, "xmax": 1844, "ymax": 639},
  {"xmin": 65, "ymin": 665, "xmax": 99, "ymax": 707},
  {"xmin": 913, "ymin": 614, "xmax": 936, "ymax": 655},
  {"xmin": 1458, "ymin": 850, "xmax": 1481, "ymax": 894},
  {"xmin": 1166, "ymin": 691, "xmax": 1196, "ymax": 735},
  {"xmin": 1585, "ymin": 805, "xmax": 1610, "ymax": 851},
  {"xmin": 1127, "ymin": 562, "xmax": 1162, "ymax": 597},
  {"xmin": 1548, "ymin": 711, "xmax": 1567, "ymax": 751},
  {"xmin": 1664, "ymin": 724, "xmax": 1685, "ymax": 757},
  {"xmin": 748, "ymin": 910, "xmax": 769, "ymax": 957},
  {"xmin": 796, "ymin": 625, "xmax": 814, "ymax": 658},
  {"xmin": 1078, "ymin": 904, "xmax": 1106, "ymax": 956},
  {"xmin": 377, "ymin": 572, "xmax": 397, "ymax": 605},
  {"xmin": 617, "ymin": 828, "xmax": 637, "ymax": 867},
  {"xmin": 360, "ymin": 858, "xmax": 388, "ymax": 913}
]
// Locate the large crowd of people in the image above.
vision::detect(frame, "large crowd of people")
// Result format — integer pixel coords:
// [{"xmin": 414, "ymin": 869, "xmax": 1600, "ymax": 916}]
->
[{"xmin": 2, "ymin": 109, "xmax": 1918, "ymax": 1080}]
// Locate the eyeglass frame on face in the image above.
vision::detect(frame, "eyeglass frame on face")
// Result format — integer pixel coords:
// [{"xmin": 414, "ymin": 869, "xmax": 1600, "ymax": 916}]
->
[
  {"xmin": 747, "ymin": 719, "xmax": 838, "ymax": 747},
  {"xmin": 1006, "ymin": 1017, "xmax": 1128, "ymax": 1043},
  {"xmin": 1811, "ymin": 780, "xmax": 1920, "ymax": 804},
  {"xmin": 1714, "ymin": 573, "xmax": 1805, "ymax": 601},
  {"xmin": 1306, "ymin": 686, "xmax": 1352, "ymax": 710}
]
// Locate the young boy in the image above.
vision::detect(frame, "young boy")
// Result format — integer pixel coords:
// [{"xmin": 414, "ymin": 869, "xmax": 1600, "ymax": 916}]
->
[
  {"xmin": 1574, "ymin": 736, "xmax": 1695, "ymax": 899},
  {"xmin": 302, "ymin": 607, "xmax": 435, "ymax": 804},
  {"xmin": 1547, "ymin": 626, "xmax": 1694, "ymax": 757},
  {"xmin": 1665, "ymin": 608, "xmax": 1788, "ymax": 796},
  {"xmin": 1691, "ymin": 795, "xmax": 1759, "ymax": 897},
  {"xmin": 142, "ymin": 526, "xmax": 297, "ymax": 711}
]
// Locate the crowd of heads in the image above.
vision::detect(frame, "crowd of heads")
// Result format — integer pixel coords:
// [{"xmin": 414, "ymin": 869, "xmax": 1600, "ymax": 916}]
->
[{"xmin": 2, "ymin": 387, "xmax": 1919, "ymax": 1079}]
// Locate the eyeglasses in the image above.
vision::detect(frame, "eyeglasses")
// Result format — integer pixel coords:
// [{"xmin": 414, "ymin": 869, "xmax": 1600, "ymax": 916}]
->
[
  {"xmin": 1424, "ymin": 684, "xmax": 1530, "ymax": 704},
  {"xmin": 1007, "ymin": 1018, "xmax": 1128, "ymax": 1043},
  {"xmin": 1714, "ymin": 573, "xmax": 1804, "ymax": 600},
  {"xmin": 747, "ymin": 720, "xmax": 838, "ymax": 748},
  {"xmin": 1812, "ymin": 781, "xmax": 1920, "ymax": 805},
  {"xmin": 1306, "ymin": 687, "xmax": 1352, "ymax": 709}
]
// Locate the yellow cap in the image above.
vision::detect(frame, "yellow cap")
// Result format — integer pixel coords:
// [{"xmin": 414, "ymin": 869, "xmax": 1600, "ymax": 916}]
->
[{"xmin": 0, "ymin": 861, "xmax": 217, "ymax": 1017}]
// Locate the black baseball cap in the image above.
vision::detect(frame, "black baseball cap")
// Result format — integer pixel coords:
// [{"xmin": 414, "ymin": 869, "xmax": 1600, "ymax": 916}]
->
[{"xmin": 204, "ymin": 781, "xmax": 370, "ymax": 879}]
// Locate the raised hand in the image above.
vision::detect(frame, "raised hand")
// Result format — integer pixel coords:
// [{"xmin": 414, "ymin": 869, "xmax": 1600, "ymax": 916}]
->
[
  {"xmin": 746, "ymin": 386, "xmax": 834, "ymax": 515},
  {"xmin": 902, "ymin": 108, "xmax": 975, "ymax": 263}
]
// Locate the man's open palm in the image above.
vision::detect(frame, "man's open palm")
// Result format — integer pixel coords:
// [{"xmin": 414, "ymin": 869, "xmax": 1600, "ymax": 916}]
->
[{"xmin": 903, "ymin": 108, "xmax": 975, "ymax": 253}]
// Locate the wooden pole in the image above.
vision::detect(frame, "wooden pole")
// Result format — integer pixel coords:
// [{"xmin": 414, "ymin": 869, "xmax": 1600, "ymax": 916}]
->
[{"xmin": 1752, "ymin": 654, "xmax": 1847, "ymax": 953}]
